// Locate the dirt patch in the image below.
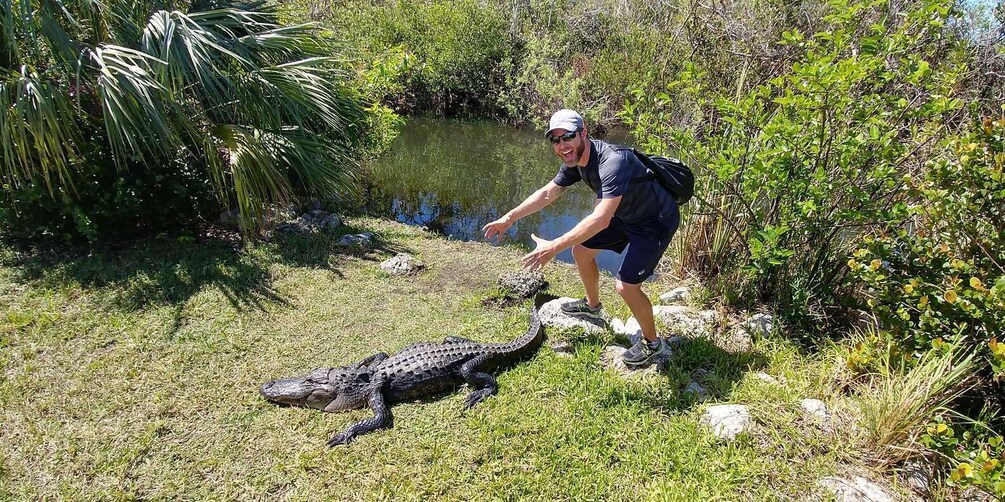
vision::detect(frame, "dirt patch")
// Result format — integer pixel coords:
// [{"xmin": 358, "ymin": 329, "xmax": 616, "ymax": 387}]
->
[{"xmin": 481, "ymin": 295, "xmax": 524, "ymax": 310}]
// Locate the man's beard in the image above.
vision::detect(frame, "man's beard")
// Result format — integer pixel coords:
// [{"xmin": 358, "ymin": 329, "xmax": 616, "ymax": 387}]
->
[{"xmin": 562, "ymin": 139, "xmax": 587, "ymax": 167}]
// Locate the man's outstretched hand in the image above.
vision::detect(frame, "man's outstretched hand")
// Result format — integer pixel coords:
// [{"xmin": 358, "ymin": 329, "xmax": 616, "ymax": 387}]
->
[
  {"xmin": 522, "ymin": 234, "xmax": 557, "ymax": 271},
  {"xmin": 482, "ymin": 216, "xmax": 513, "ymax": 242}
]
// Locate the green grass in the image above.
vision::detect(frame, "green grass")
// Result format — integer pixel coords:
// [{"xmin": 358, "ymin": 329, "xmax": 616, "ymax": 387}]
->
[{"xmin": 1, "ymin": 218, "xmax": 897, "ymax": 499}]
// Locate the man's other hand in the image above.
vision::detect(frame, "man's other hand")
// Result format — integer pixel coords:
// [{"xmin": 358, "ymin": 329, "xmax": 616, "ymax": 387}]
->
[
  {"xmin": 522, "ymin": 234, "xmax": 557, "ymax": 271},
  {"xmin": 482, "ymin": 216, "xmax": 513, "ymax": 241}
]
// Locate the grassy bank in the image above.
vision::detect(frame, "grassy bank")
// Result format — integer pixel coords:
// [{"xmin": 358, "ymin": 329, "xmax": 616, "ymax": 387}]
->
[{"xmin": 2, "ymin": 218, "xmax": 903, "ymax": 499}]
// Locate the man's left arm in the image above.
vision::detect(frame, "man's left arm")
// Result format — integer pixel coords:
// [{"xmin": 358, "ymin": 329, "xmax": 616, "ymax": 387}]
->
[{"xmin": 521, "ymin": 196, "xmax": 621, "ymax": 271}]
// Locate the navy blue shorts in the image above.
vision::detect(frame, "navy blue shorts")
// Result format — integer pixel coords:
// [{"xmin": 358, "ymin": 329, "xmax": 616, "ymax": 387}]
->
[{"xmin": 581, "ymin": 214, "xmax": 679, "ymax": 284}]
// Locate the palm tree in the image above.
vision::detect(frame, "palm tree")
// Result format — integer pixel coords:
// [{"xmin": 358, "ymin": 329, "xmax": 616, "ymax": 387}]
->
[{"xmin": 0, "ymin": 0, "xmax": 366, "ymax": 237}]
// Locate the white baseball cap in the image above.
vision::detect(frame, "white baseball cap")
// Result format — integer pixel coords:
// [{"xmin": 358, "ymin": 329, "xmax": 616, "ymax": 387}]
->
[{"xmin": 545, "ymin": 109, "xmax": 584, "ymax": 136}]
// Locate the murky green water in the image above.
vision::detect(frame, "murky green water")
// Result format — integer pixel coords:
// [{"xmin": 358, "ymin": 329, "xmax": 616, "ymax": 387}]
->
[{"xmin": 365, "ymin": 117, "xmax": 629, "ymax": 275}]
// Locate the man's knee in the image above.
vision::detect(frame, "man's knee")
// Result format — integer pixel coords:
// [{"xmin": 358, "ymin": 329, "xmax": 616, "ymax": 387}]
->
[
  {"xmin": 571, "ymin": 244, "xmax": 599, "ymax": 262},
  {"xmin": 615, "ymin": 279, "xmax": 643, "ymax": 297}
]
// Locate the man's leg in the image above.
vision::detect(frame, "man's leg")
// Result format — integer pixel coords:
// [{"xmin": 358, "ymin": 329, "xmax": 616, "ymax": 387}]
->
[
  {"xmin": 571, "ymin": 244, "xmax": 603, "ymax": 308},
  {"xmin": 615, "ymin": 280, "xmax": 658, "ymax": 342}
]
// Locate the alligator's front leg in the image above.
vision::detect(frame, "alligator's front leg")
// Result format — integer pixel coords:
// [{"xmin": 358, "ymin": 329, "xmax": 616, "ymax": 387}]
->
[
  {"xmin": 326, "ymin": 383, "xmax": 391, "ymax": 447},
  {"xmin": 459, "ymin": 355, "xmax": 498, "ymax": 408}
]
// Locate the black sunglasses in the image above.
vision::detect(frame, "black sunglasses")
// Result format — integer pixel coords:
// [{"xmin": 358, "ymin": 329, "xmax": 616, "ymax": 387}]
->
[{"xmin": 547, "ymin": 129, "xmax": 581, "ymax": 144}]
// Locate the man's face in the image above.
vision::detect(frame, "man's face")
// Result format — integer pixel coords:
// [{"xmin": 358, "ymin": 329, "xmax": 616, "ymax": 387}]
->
[{"xmin": 549, "ymin": 128, "xmax": 586, "ymax": 167}]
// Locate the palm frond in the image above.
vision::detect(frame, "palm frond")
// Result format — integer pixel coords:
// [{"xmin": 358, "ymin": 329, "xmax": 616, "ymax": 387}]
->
[
  {"xmin": 91, "ymin": 44, "xmax": 178, "ymax": 168},
  {"xmin": 209, "ymin": 123, "xmax": 292, "ymax": 229},
  {"xmin": 0, "ymin": 66, "xmax": 80, "ymax": 190},
  {"xmin": 141, "ymin": 9, "xmax": 246, "ymax": 98}
]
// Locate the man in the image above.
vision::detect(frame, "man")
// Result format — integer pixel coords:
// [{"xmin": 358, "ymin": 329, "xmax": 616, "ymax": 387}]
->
[{"xmin": 482, "ymin": 109, "xmax": 680, "ymax": 368}]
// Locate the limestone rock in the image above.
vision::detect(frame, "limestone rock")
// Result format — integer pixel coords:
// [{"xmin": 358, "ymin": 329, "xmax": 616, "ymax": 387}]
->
[
  {"xmin": 612, "ymin": 317, "xmax": 642, "ymax": 341},
  {"xmin": 380, "ymin": 253, "xmax": 424, "ymax": 275},
  {"xmin": 498, "ymin": 270, "xmax": 545, "ymax": 298},
  {"xmin": 700, "ymin": 404, "xmax": 752, "ymax": 440},
  {"xmin": 538, "ymin": 297, "xmax": 608, "ymax": 335},
  {"xmin": 336, "ymin": 232, "xmax": 375, "ymax": 247},
  {"xmin": 818, "ymin": 476, "xmax": 894, "ymax": 502},
  {"xmin": 745, "ymin": 313, "xmax": 774, "ymax": 337},
  {"xmin": 659, "ymin": 286, "xmax": 692, "ymax": 304},
  {"xmin": 653, "ymin": 305, "xmax": 721, "ymax": 334},
  {"xmin": 801, "ymin": 399, "xmax": 829, "ymax": 421},
  {"xmin": 754, "ymin": 372, "xmax": 779, "ymax": 385}
]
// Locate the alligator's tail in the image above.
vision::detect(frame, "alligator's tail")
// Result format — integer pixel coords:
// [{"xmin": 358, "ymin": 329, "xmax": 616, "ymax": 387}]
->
[{"xmin": 489, "ymin": 305, "xmax": 543, "ymax": 357}]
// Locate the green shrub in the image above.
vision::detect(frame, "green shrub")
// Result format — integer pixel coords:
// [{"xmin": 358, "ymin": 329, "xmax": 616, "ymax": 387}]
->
[
  {"xmin": 850, "ymin": 115, "xmax": 1005, "ymax": 380},
  {"xmin": 305, "ymin": 0, "xmax": 511, "ymax": 117},
  {"xmin": 0, "ymin": 156, "xmax": 213, "ymax": 243},
  {"xmin": 850, "ymin": 114, "xmax": 1005, "ymax": 497},
  {"xmin": 627, "ymin": 0, "xmax": 967, "ymax": 332},
  {"xmin": 921, "ymin": 417, "xmax": 1005, "ymax": 497}
]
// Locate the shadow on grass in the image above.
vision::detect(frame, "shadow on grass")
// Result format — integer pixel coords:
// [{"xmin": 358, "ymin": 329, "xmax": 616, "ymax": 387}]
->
[
  {"xmin": 1, "ymin": 223, "xmax": 413, "ymax": 313},
  {"xmin": 4, "ymin": 235, "xmax": 284, "ymax": 311},
  {"xmin": 263, "ymin": 222, "xmax": 412, "ymax": 271},
  {"xmin": 572, "ymin": 327, "xmax": 770, "ymax": 415}
]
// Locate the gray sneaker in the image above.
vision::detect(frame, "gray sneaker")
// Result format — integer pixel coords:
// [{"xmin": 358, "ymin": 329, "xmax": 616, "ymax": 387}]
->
[
  {"xmin": 560, "ymin": 298, "xmax": 603, "ymax": 319},
  {"xmin": 622, "ymin": 337, "xmax": 670, "ymax": 368}
]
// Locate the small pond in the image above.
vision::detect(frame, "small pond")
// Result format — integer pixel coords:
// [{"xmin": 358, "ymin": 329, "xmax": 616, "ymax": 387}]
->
[{"xmin": 364, "ymin": 117, "xmax": 632, "ymax": 276}]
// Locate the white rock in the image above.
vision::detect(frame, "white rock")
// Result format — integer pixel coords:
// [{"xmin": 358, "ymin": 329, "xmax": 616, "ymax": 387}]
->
[
  {"xmin": 610, "ymin": 318, "xmax": 627, "ymax": 334},
  {"xmin": 659, "ymin": 286, "xmax": 692, "ymax": 304},
  {"xmin": 624, "ymin": 317, "xmax": 642, "ymax": 336},
  {"xmin": 654, "ymin": 305, "xmax": 721, "ymax": 334},
  {"xmin": 700, "ymin": 404, "xmax": 752, "ymax": 440},
  {"xmin": 801, "ymin": 399, "xmax": 829, "ymax": 421},
  {"xmin": 754, "ymin": 372, "xmax": 779, "ymax": 385},
  {"xmin": 336, "ymin": 232, "xmax": 375, "ymax": 247},
  {"xmin": 745, "ymin": 313, "xmax": 774, "ymax": 336},
  {"xmin": 818, "ymin": 476, "xmax": 894, "ymax": 502},
  {"xmin": 538, "ymin": 297, "xmax": 609, "ymax": 335},
  {"xmin": 380, "ymin": 253, "xmax": 424, "ymax": 275}
]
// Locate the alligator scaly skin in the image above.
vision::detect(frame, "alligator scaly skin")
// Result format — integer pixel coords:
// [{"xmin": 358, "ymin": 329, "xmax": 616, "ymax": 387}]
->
[{"xmin": 260, "ymin": 307, "xmax": 543, "ymax": 446}]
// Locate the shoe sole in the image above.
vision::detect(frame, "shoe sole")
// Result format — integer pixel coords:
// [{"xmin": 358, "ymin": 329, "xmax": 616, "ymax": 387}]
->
[
  {"xmin": 623, "ymin": 357, "xmax": 657, "ymax": 368},
  {"xmin": 623, "ymin": 351, "xmax": 669, "ymax": 368},
  {"xmin": 560, "ymin": 309, "xmax": 603, "ymax": 320}
]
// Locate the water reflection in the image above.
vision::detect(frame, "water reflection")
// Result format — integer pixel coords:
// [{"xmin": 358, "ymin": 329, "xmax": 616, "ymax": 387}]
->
[{"xmin": 365, "ymin": 117, "xmax": 630, "ymax": 276}]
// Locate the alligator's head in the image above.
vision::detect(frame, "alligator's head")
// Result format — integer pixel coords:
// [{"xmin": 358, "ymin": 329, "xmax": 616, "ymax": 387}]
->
[{"xmin": 260, "ymin": 366, "xmax": 371, "ymax": 412}]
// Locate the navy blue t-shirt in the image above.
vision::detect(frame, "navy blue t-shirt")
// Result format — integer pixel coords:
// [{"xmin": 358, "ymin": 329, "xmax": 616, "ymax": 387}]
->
[{"xmin": 552, "ymin": 139, "xmax": 677, "ymax": 228}]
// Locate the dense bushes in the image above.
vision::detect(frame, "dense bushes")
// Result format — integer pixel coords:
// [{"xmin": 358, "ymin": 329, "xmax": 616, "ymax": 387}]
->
[
  {"xmin": 296, "ymin": 0, "xmax": 512, "ymax": 117},
  {"xmin": 629, "ymin": 0, "xmax": 967, "ymax": 331},
  {"xmin": 850, "ymin": 115, "xmax": 1004, "ymax": 497},
  {"xmin": 290, "ymin": 0, "xmax": 804, "ymax": 128},
  {"xmin": 1, "ymin": 1, "xmax": 368, "ymax": 242},
  {"xmin": 0, "ymin": 155, "xmax": 214, "ymax": 243}
]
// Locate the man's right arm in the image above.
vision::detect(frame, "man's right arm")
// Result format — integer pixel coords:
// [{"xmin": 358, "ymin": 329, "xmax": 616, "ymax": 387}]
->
[{"xmin": 482, "ymin": 181, "xmax": 569, "ymax": 240}]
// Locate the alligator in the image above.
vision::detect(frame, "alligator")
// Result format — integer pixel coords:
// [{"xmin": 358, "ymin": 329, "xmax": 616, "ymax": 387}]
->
[{"xmin": 260, "ymin": 306, "xmax": 543, "ymax": 446}]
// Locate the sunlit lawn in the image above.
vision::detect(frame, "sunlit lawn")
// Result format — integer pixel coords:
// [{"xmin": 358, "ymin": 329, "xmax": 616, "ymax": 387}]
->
[{"xmin": 1, "ymin": 218, "xmax": 878, "ymax": 499}]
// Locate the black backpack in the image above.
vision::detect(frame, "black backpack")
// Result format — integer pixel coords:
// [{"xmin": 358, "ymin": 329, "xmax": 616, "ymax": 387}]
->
[{"xmin": 630, "ymin": 150, "xmax": 695, "ymax": 206}]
